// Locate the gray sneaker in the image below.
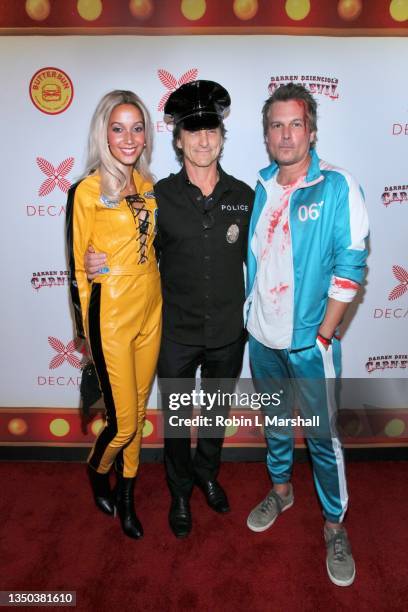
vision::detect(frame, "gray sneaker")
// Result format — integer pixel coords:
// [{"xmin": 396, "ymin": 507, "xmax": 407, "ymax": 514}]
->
[
  {"xmin": 324, "ymin": 525, "xmax": 356, "ymax": 587},
  {"xmin": 247, "ymin": 484, "xmax": 294, "ymax": 532}
]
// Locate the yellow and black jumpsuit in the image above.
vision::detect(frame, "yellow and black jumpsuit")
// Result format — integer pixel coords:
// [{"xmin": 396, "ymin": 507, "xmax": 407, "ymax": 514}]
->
[{"xmin": 66, "ymin": 171, "xmax": 162, "ymax": 478}]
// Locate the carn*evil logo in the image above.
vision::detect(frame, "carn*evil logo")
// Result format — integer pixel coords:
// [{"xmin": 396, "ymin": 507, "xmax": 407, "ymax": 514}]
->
[
  {"xmin": 157, "ymin": 68, "xmax": 198, "ymax": 111},
  {"xmin": 268, "ymin": 75, "xmax": 339, "ymax": 100},
  {"xmin": 36, "ymin": 157, "xmax": 74, "ymax": 196},
  {"xmin": 48, "ymin": 337, "xmax": 81, "ymax": 370},
  {"xmin": 388, "ymin": 265, "xmax": 408, "ymax": 301}
]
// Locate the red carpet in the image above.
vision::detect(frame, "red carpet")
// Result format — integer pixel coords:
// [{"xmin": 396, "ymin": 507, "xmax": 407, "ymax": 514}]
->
[{"xmin": 1, "ymin": 460, "xmax": 407, "ymax": 611}]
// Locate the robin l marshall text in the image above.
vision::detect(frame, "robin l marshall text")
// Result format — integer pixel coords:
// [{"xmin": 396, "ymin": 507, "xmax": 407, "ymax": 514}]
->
[{"xmin": 167, "ymin": 415, "xmax": 320, "ymax": 428}]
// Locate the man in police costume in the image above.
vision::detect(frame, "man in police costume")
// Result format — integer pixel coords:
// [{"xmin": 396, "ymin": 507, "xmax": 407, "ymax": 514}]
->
[
  {"xmin": 157, "ymin": 80, "xmax": 253, "ymax": 537},
  {"xmin": 85, "ymin": 81, "xmax": 254, "ymax": 537}
]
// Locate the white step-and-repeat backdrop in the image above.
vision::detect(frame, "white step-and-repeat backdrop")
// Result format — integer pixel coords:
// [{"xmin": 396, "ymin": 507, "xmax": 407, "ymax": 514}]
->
[{"xmin": 0, "ymin": 35, "xmax": 407, "ymax": 415}]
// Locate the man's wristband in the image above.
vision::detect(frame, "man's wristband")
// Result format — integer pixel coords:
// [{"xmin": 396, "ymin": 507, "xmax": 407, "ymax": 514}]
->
[{"xmin": 317, "ymin": 332, "xmax": 332, "ymax": 346}]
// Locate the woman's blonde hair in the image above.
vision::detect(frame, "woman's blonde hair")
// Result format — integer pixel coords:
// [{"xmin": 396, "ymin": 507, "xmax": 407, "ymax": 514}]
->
[{"xmin": 84, "ymin": 90, "xmax": 154, "ymax": 200}]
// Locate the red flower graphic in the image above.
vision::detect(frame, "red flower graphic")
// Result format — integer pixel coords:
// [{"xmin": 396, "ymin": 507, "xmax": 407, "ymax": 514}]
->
[
  {"xmin": 157, "ymin": 68, "xmax": 198, "ymax": 111},
  {"xmin": 37, "ymin": 157, "xmax": 74, "ymax": 196},
  {"xmin": 48, "ymin": 336, "xmax": 81, "ymax": 369},
  {"xmin": 388, "ymin": 265, "xmax": 408, "ymax": 301}
]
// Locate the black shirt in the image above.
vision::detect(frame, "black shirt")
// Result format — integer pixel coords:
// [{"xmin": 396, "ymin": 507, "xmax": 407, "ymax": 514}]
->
[{"xmin": 155, "ymin": 165, "xmax": 254, "ymax": 348}]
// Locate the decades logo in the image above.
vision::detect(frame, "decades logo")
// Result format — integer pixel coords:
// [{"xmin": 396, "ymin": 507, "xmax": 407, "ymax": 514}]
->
[
  {"xmin": 26, "ymin": 156, "xmax": 74, "ymax": 217},
  {"xmin": 268, "ymin": 75, "xmax": 339, "ymax": 100},
  {"xmin": 381, "ymin": 184, "xmax": 407, "ymax": 207},
  {"xmin": 37, "ymin": 157, "xmax": 73, "ymax": 196},
  {"xmin": 366, "ymin": 354, "xmax": 408, "ymax": 374},
  {"xmin": 37, "ymin": 336, "xmax": 82, "ymax": 388},
  {"xmin": 48, "ymin": 336, "xmax": 81, "ymax": 370},
  {"xmin": 31, "ymin": 270, "xmax": 70, "ymax": 291},
  {"xmin": 388, "ymin": 265, "xmax": 408, "ymax": 301},
  {"xmin": 157, "ymin": 68, "xmax": 198, "ymax": 111},
  {"xmin": 373, "ymin": 265, "xmax": 408, "ymax": 319},
  {"xmin": 155, "ymin": 68, "xmax": 198, "ymax": 133},
  {"xmin": 392, "ymin": 123, "xmax": 408, "ymax": 136}
]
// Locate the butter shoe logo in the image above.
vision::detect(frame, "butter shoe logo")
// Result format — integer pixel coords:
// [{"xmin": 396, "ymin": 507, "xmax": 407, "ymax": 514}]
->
[
  {"xmin": 388, "ymin": 265, "xmax": 408, "ymax": 301},
  {"xmin": 157, "ymin": 68, "xmax": 198, "ymax": 111},
  {"xmin": 37, "ymin": 157, "xmax": 74, "ymax": 196},
  {"xmin": 48, "ymin": 336, "xmax": 81, "ymax": 370}
]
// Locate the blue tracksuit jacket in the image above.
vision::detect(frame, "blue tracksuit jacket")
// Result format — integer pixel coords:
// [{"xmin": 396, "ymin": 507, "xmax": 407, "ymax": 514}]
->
[{"xmin": 245, "ymin": 148, "xmax": 369, "ymax": 350}]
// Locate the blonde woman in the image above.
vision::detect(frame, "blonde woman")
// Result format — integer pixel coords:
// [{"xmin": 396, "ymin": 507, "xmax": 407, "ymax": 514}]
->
[{"xmin": 66, "ymin": 90, "xmax": 162, "ymax": 539}]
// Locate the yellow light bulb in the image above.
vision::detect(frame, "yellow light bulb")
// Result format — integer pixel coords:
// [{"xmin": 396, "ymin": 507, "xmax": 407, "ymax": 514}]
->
[
  {"xmin": 142, "ymin": 419, "xmax": 154, "ymax": 437},
  {"xmin": 8, "ymin": 418, "xmax": 28, "ymax": 436},
  {"xmin": 129, "ymin": 0, "xmax": 154, "ymax": 19},
  {"xmin": 340, "ymin": 416, "xmax": 362, "ymax": 437},
  {"xmin": 285, "ymin": 0, "xmax": 311, "ymax": 21},
  {"xmin": 91, "ymin": 418, "xmax": 104, "ymax": 436},
  {"xmin": 337, "ymin": 0, "xmax": 362, "ymax": 21},
  {"xmin": 49, "ymin": 418, "xmax": 70, "ymax": 437},
  {"xmin": 25, "ymin": 0, "xmax": 51, "ymax": 21},
  {"xmin": 225, "ymin": 424, "xmax": 238, "ymax": 437},
  {"xmin": 389, "ymin": 0, "xmax": 408, "ymax": 22},
  {"xmin": 233, "ymin": 0, "xmax": 258, "ymax": 21},
  {"xmin": 77, "ymin": 0, "xmax": 103, "ymax": 22},
  {"xmin": 181, "ymin": 0, "xmax": 206, "ymax": 21},
  {"xmin": 384, "ymin": 418, "xmax": 405, "ymax": 437}
]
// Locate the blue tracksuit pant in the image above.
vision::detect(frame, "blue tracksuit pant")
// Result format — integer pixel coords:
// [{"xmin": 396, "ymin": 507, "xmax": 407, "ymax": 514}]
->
[{"xmin": 249, "ymin": 334, "xmax": 348, "ymax": 523}]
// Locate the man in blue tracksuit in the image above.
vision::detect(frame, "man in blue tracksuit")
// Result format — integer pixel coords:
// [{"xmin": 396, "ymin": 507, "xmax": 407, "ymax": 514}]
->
[{"xmin": 244, "ymin": 83, "xmax": 369, "ymax": 587}]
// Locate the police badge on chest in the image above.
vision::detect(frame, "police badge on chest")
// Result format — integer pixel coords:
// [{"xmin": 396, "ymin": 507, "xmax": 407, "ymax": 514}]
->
[{"xmin": 226, "ymin": 223, "xmax": 239, "ymax": 244}]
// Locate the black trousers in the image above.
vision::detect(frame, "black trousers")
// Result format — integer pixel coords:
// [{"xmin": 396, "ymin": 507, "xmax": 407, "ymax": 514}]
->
[{"xmin": 158, "ymin": 333, "xmax": 246, "ymax": 498}]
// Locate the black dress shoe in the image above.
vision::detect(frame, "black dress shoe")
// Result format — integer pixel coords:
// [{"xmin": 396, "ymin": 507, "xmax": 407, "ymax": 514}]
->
[
  {"xmin": 169, "ymin": 497, "xmax": 192, "ymax": 538},
  {"xmin": 88, "ymin": 466, "xmax": 115, "ymax": 516},
  {"xmin": 196, "ymin": 479, "xmax": 230, "ymax": 513}
]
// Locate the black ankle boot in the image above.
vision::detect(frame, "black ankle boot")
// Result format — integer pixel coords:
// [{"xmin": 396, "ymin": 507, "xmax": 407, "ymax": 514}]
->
[
  {"xmin": 116, "ymin": 476, "xmax": 143, "ymax": 539},
  {"xmin": 88, "ymin": 466, "xmax": 115, "ymax": 516}
]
